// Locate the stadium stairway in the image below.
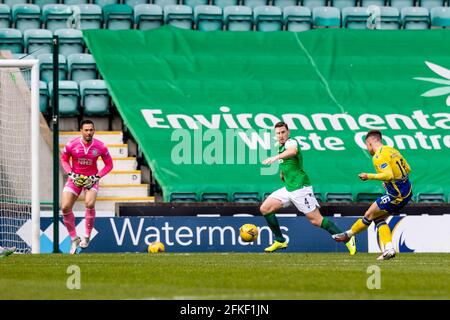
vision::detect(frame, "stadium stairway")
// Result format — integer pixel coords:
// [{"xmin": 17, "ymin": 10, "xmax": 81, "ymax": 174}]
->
[{"xmin": 59, "ymin": 130, "xmax": 154, "ymax": 212}]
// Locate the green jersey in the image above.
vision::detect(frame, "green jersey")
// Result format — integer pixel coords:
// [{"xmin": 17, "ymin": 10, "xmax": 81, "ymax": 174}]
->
[{"xmin": 278, "ymin": 138, "xmax": 311, "ymax": 192}]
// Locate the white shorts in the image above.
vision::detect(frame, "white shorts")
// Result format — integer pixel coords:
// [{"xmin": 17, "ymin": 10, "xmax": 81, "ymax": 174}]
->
[{"xmin": 269, "ymin": 186, "xmax": 320, "ymax": 214}]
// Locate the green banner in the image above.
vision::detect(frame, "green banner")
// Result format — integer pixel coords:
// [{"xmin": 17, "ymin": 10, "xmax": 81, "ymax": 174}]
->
[{"xmin": 83, "ymin": 27, "xmax": 450, "ymax": 202}]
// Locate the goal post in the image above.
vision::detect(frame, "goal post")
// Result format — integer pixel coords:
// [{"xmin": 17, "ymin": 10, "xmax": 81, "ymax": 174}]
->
[{"xmin": 0, "ymin": 59, "xmax": 40, "ymax": 254}]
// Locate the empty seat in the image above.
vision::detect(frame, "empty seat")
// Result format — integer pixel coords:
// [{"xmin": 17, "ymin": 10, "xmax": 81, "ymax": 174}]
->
[
  {"xmin": 154, "ymin": 0, "xmax": 177, "ymax": 7},
  {"xmin": 342, "ymin": 7, "xmax": 369, "ymax": 29},
  {"xmin": 242, "ymin": 0, "xmax": 267, "ymax": 10},
  {"xmin": 313, "ymin": 6, "xmax": 341, "ymax": 28},
  {"xmin": 420, "ymin": 0, "xmax": 446, "ymax": 11},
  {"xmin": 232, "ymin": 192, "xmax": 260, "ymax": 203},
  {"xmin": 63, "ymin": 0, "xmax": 90, "ymax": 4},
  {"xmin": 223, "ymin": 5, "xmax": 253, "ymax": 31},
  {"xmin": 390, "ymin": 0, "xmax": 415, "ymax": 10},
  {"xmin": 164, "ymin": 5, "xmax": 194, "ymax": 29},
  {"xmin": 184, "ymin": 0, "xmax": 209, "ymax": 8},
  {"xmin": 54, "ymin": 29, "xmax": 84, "ymax": 57},
  {"xmin": 37, "ymin": 53, "xmax": 67, "ymax": 83},
  {"xmin": 0, "ymin": 5, "xmax": 11, "ymax": 29},
  {"xmin": 273, "ymin": 0, "xmax": 298, "ymax": 10},
  {"xmin": 401, "ymin": 6, "xmax": 430, "ymax": 29},
  {"xmin": 39, "ymin": 80, "xmax": 48, "ymax": 114},
  {"xmin": 24, "ymin": 29, "xmax": 52, "ymax": 55},
  {"xmin": 417, "ymin": 193, "xmax": 445, "ymax": 203},
  {"xmin": 48, "ymin": 80, "xmax": 80, "ymax": 116},
  {"xmin": 12, "ymin": 4, "xmax": 41, "ymax": 33},
  {"xmin": 103, "ymin": 4, "xmax": 134, "ymax": 30},
  {"xmin": 34, "ymin": 0, "xmax": 60, "ymax": 8},
  {"xmin": 201, "ymin": 193, "xmax": 228, "ymax": 202},
  {"xmin": 77, "ymin": 4, "xmax": 103, "ymax": 29},
  {"xmin": 212, "ymin": 0, "xmax": 239, "ymax": 9},
  {"xmin": 195, "ymin": 5, "xmax": 223, "ymax": 31},
  {"xmin": 5, "ymin": 0, "xmax": 29, "ymax": 7},
  {"xmin": 0, "ymin": 28, "xmax": 23, "ymax": 53},
  {"xmin": 80, "ymin": 80, "xmax": 110, "ymax": 116},
  {"xmin": 124, "ymin": 0, "xmax": 148, "ymax": 7},
  {"xmin": 380, "ymin": 6, "xmax": 400, "ymax": 29},
  {"xmin": 314, "ymin": 193, "xmax": 323, "ymax": 202},
  {"xmin": 42, "ymin": 4, "xmax": 73, "ymax": 32},
  {"xmin": 135, "ymin": 4, "xmax": 163, "ymax": 30},
  {"xmin": 431, "ymin": 6, "xmax": 450, "ymax": 28},
  {"xmin": 68, "ymin": 53, "xmax": 97, "ymax": 83},
  {"xmin": 326, "ymin": 193, "xmax": 353, "ymax": 203},
  {"xmin": 356, "ymin": 193, "xmax": 382, "ymax": 202},
  {"xmin": 360, "ymin": 0, "xmax": 386, "ymax": 6},
  {"xmin": 254, "ymin": 5, "xmax": 283, "ymax": 31},
  {"xmin": 302, "ymin": 0, "xmax": 327, "ymax": 10},
  {"xmin": 284, "ymin": 6, "xmax": 312, "ymax": 31},
  {"xmin": 170, "ymin": 192, "xmax": 198, "ymax": 202},
  {"xmin": 332, "ymin": 0, "xmax": 357, "ymax": 10},
  {"xmin": 93, "ymin": 0, "xmax": 119, "ymax": 7}
]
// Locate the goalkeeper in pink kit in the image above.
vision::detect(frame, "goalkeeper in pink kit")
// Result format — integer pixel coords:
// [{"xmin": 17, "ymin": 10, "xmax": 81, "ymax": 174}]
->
[{"xmin": 60, "ymin": 120, "xmax": 113, "ymax": 254}]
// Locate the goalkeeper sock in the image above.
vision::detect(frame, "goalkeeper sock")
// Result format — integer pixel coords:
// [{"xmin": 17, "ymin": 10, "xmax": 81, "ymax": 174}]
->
[
  {"xmin": 63, "ymin": 211, "xmax": 77, "ymax": 240},
  {"xmin": 320, "ymin": 217, "xmax": 343, "ymax": 235},
  {"xmin": 85, "ymin": 208, "xmax": 96, "ymax": 238},
  {"xmin": 264, "ymin": 213, "xmax": 285, "ymax": 243},
  {"xmin": 350, "ymin": 217, "xmax": 372, "ymax": 236}
]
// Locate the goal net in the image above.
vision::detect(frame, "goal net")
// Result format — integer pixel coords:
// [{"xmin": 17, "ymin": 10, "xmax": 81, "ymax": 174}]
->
[{"xmin": 0, "ymin": 59, "xmax": 40, "ymax": 254}]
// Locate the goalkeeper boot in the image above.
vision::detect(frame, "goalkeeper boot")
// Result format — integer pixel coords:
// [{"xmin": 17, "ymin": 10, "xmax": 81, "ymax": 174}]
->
[
  {"xmin": 79, "ymin": 237, "xmax": 90, "ymax": 249},
  {"xmin": 70, "ymin": 236, "xmax": 81, "ymax": 255},
  {"xmin": 264, "ymin": 240, "xmax": 288, "ymax": 253},
  {"xmin": 345, "ymin": 236, "xmax": 357, "ymax": 255},
  {"xmin": 0, "ymin": 246, "xmax": 16, "ymax": 258}
]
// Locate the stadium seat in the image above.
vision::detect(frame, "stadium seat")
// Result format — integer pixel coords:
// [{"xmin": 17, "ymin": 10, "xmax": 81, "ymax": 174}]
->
[
  {"xmin": 124, "ymin": 0, "xmax": 148, "ymax": 7},
  {"xmin": 12, "ymin": 4, "xmax": 41, "ymax": 33},
  {"xmin": 42, "ymin": 4, "xmax": 73, "ymax": 32},
  {"xmin": 54, "ymin": 29, "xmax": 84, "ymax": 57},
  {"xmin": 48, "ymin": 80, "xmax": 80, "ymax": 116},
  {"xmin": 284, "ymin": 6, "xmax": 312, "ymax": 31},
  {"xmin": 24, "ymin": 29, "xmax": 52, "ymax": 55},
  {"xmin": 195, "ymin": 5, "xmax": 223, "ymax": 31},
  {"xmin": 417, "ymin": 193, "xmax": 445, "ymax": 203},
  {"xmin": 254, "ymin": 5, "xmax": 283, "ymax": 31},
  {"xmin": 232, "ymin": 192, "xmax": 260, "ymax": 203},
  {"xmin": 184, "ymin": 0, "xmax": 209, "ymax": 8},
  {"xmin": 212, "ymin": 0, "xmax": 239, "ymax": 9},
  {"xmin": 164, "ymin": 5, "xmax": 194, "ymax": 29},
  {"xmin": 39, "ymin": 80, "xmax": 48, "ymax": 114},
  {"xmin": 312, "ymin": 6, "xmax": 341, "ymax": 28},
  {"xmin": 103, "ymin": 4, "xmax": 134, "ymax": 30},
  {"xmin": 342, "ymin": 7, "xmax": 369, "ymax": 29},
  {"xmin": 356, "ymin": 193, "xmax": 382, "ymax": 202},
  {"xmin": 431, "ymin": 7, "xmax": 450, "ymax": 28},
  {"xmin": 68, "ymin": 53, "xmax": 97, "ymax": 83},
  {"xmin": 33, "ymin": 0, "xmax": 60, "ymax": 8},
  {"xmin": 302, "ymin": 0, "xmax": 327, "ymax": 10},
  {"xmin": 80, "ymin": 80, "xmax": 110, "ymax": 116},
  {"xmin": 0, "ymin": 28, "xmax": 23, "ymax": 53},
  {"xmin": 380, "ymin": 6, "xmax": 400, "ymax": 29},
  {"xmin": 135, "ymin": 4, "xmax": 163, "ymax": 30},
  {"xmin": 37, "ymin": 53, "xmax": 67, "ymax": 83},
  {"xmin": 77, "ymin": 4, "xmax": 103, "ymax": 30},
  {"xmin": 63, "ymin": 0, "xmax": 90, "ymax": 4},
  {"xmin": 273, "ymin": 0, "xmax": 298, "ymax": 10},
  {"xmin": 360, "ymin": 0, "xmax": 386, "ymax": 6},
  {"xmin": 420, "ymin": 0, "xmax": 446, "ymax": 11},
  {"xmin": 93, "ymin": 0, "xmax": 119, "ymax": 7},
  {"xmin": 314, "ymin": 193, "xmax": 323, "ymax": 202},
  {"xmin": 201, "ymin": 193, "xmax": 228, "ymax": 202},
  {"xmin": 242, "ymin": 0, "xmax": 268, "ymax": 10},
  {"xmin": 331, "ymin": 0, "xmax": 357, "ymax": 10},
  {"xmin": 325, "ymin": 193, "xmax": 353, "ymax": 203},
  {"xmin": 170, "ymin": 192, "xmax": 198, "ymax": 202},
  {"xmin": 0, "ymin": 5, "xmax": 11, "ymax": 29},
  {"xmin": 4, "ymin": 0, "xmax": 28, "ymax": 7},
  {"xmin": 223, "ymin": 5, "xmax": 253, "ymax": 31},
  {"xmin": 154, "ymin": 0, "xmax": 178, "ymax": 7},
  {"xmin": 390, "ymin": 0, "xmax": 415, "ymax": 10},
  {"xmin": 401, "ymin": 7, "xmax": 430, "ymax": 29}
]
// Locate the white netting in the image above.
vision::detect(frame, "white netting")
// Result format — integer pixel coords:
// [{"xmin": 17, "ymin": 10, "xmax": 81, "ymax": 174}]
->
[{"xmin": 0, "ymin": 66, "xmax": 32, "ymax": 253}]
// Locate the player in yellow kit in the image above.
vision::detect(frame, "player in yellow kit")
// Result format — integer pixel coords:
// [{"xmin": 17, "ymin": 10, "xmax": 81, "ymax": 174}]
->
[{"xmin": 332, "ymin": 130, "xmax": 413, "ymax": 260}]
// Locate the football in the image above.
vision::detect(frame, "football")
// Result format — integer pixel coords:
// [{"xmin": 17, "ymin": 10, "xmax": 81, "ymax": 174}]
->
[
  {"xmin": 148, "ymin": 241, "xmax": 165, "ymax": 253},
  {"xmin": 240, "ymin": 224, "xmax": 258, "ymax": 242}
]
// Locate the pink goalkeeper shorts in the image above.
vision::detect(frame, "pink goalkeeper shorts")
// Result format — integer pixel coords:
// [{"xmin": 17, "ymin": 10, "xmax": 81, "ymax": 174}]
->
[{"xmin": 63, "ymin": 178, "xmax": 99, "ymax": 197}]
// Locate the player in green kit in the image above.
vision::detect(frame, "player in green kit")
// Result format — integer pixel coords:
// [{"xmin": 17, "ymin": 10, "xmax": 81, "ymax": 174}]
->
[{"xmin": 261, "ymin": 122, "xmax": 356, "ymax": 254}]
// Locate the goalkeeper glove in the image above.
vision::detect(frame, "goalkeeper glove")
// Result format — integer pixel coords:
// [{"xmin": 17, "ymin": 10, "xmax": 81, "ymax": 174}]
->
[
  {"xmin": 68, "ymin": 172, "xmax": 85, "ymax": 187},
  {"xmin": 84, "ymin": 174, "xmax": 100, "ymax": 189}
]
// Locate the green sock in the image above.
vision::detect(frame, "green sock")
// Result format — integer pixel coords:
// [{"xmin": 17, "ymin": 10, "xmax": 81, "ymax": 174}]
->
[
  {"xmin": 264, "ymin": 213, "xmax": 285, "ymax": 242},
  {"xmin": 320, "ymin": 217, "xmax": 343, "ymax": 235}
]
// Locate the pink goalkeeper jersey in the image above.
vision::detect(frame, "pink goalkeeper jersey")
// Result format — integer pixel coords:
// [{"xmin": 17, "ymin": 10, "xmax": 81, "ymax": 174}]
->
[{"xmin": 61, "ymin": 137, "xmax": 113, "ymax": 177}]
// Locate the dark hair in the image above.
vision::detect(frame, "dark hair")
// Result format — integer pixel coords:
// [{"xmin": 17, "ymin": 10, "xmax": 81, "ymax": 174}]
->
[
  {"xmin": 365, "ymin": 130, "xmax": 382, "ymax": 141},
  {"xmin": 274, "ymin": 121, "xmax": 289, "ymax": 130},
  {"xmin": 80, "ymin": 119, "xmax": 95, "ymax": 129}
]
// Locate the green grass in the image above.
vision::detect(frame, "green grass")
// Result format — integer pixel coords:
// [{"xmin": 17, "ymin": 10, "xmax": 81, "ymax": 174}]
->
[{"xmin": 1, "ymin": 253, "xmax": 449, "ymax": 300}]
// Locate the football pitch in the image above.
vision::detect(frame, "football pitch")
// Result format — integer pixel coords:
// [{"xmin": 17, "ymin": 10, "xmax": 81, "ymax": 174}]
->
[{"xmin": 1, "ymin": 253, "xmax": 449, "ymax": 300}]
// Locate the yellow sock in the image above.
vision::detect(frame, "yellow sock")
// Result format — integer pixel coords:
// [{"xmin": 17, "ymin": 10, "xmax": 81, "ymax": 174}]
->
[
  {"xmin": 350, "ymin": 217, "xmax": 371, "ymax": 235},
  {"xmin": 378, "ymin": 224, "xmax": 392, "ymax": 249}
]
